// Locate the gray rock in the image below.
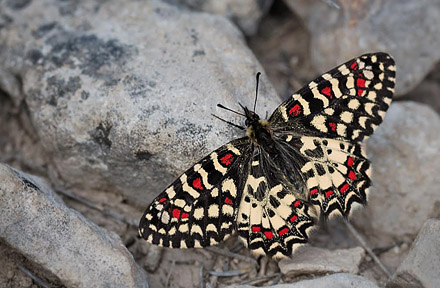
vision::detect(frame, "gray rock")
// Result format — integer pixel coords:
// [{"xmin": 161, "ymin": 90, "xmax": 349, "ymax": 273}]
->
[
  {"xmin": 279, "ymin": 246, "xmax": 365, "ymax": 276},
  {"xmin": 0, "ymin": 164, "xmax": 148, "ymax": 287},
  {"xmin": 174, "ymin": 0, "xmax": 273, "ymax": 36},
  {"xmin": 404, "ymin": 63, "xmax": 440, "ymax": 115},
  {"xmin": 353, "ymin": 102, "xmax": 440, "ymax": 246},
  {"xmin": 284, "ymin": 0, "xmax": 440, "ymax": 95},
  {"xmin": 387, "ymin": 219, "xmax": 440, "ymax": 288},
  {"xmin": 0, "ymin": 0, "xmax": 279, "ymax": 206},
  {"xmin": 227, "ymin": 273, "xmax": 380, "ymax": 288}
]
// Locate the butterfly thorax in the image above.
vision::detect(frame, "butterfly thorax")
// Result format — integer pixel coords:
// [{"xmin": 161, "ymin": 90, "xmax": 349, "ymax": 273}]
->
[{"xmin": 244, "ymin": 107, "xmax": 273, "ymax": 147}]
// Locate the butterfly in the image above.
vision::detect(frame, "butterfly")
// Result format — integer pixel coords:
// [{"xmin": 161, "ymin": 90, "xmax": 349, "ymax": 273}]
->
[{"xmin": 138, "ymin": 53, "xmax": 395, "ymax": 258}]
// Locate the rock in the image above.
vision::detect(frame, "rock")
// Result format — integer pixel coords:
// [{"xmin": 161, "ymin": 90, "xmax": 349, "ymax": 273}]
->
[
  {"xmin": 284, "ymin": 0, "xmax": 440, "ymax": 95},
  {"xmin": 0, "ymin": 0, "xmax": 279, "ymax": 206},
  {"xmin": 353, "ymin": 102, "xmax": 440, "ymax": 246},
  {"xmin": 227, "ymin": 273, "xmax": 380, "ymax": 288},
  {"xmin": 279, "ymin": 246, "xmax": 365, "ymax": 276},
  {"xmin": 387, "ymin": 219, "xmax": 440, "ymax": 288},
  {"xmin": 0, "ymin": 164, "xmax": 148, "ymax": 287},
  {"xmin": 174, "ymin": 0, "xmax": 273, "ymax": 36},
  {"xmin": 403, "ymin": 62, "xmax": 440, "ymax": 115},
  {"xmin": 248, "ymin": 1, "xmax": 316, "ymax": 98}
]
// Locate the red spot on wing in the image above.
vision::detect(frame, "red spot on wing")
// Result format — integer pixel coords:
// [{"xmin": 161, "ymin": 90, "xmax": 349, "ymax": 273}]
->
[
  {"xmin": 224, "ymin": 197, "xmax": 233, "ymax": 205},
  {"xmin": 347, "ymin": 157, "xmax": 354, "ymax": 167},
  {"xmin": 357, "ymin": 77, "xmax": 366, "ymax": 88},
  {"xmin": 172, "ymin": 209, "xmax": 181, "ymax": 218},
  {"xmin": 329, "ymin": 122, "xmax": 337, "ymax": 131},
  {"xmin": 350, "ymin": 62, "xmax": 358, "ymax": 70},
  {"xmin": 264, "ymin": 231, "xmax": 273, "ymax": 239},
  {"xmin": 293, "ymin": 200, "xmax": 301, "ymax": 208},
  {"xmin": 321, "ymin": 86, "xmax": 332, "ymax": 98},
  {"xmin": 357, "ymin": 77, "xmax": 366, "ymax": 96},
  {"xmin": 289, "ymin": 104, "xmax": 302, "ymax": 117},
  {"xmin": 220, "ymin": 153, "xmax": 234, "ymax": 166},
  {"xmin": 192, "ymin": 178, "xmax": 204, "ymax": 190},
  {"xmin": 181, "ymin": 212, "xmax": 189, "ymax": 218},
  {"xmin": 348, "ymin": 170, "xmax": 356, "ymax": 180},
  {"xmin": 159, "ymin": 197, "xmax": 167, "ymax": 203},
  {"xmin": 252, "ymin": 226, "xmax": 261, "ymax": 233},
  {"xmin": 325, "ymin": 190, "xmax": 334, "ymax": 198},
  {"xmin": 278, "ymin": 227, "xmax": 289, "ymax": 236},
  {"xmin": 340, "ymin": 183, "xmax": 349, "ymax": 194},
  {"xmin": 310, "ymin": 188, "xmax": 318, "ymax": 196},
  {"xmin": 290, "ymin": 215, "xmax": 297, "ymax": 222}
]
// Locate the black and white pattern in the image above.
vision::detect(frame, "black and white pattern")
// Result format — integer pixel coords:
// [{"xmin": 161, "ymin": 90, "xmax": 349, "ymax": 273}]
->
[{"xmin": 139, "ymin": 52, "xmax": 396, "ymax": 258}]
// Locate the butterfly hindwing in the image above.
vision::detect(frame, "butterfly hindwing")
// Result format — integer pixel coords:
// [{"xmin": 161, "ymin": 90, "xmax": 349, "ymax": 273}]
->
[
  {"xmin": 296, "ymin": 135, "xmax": 371, "ymax": 218},
  {"xmin": 138, "ymin": 138, "xmax": 252, "ymax": 248},
  {"xmin": 236, "ymin": 149, "xmax": 315, "ymax": 258},
  {"xmin": 269, "ymin": 53, "xmax": 395, "ymax": 142}
]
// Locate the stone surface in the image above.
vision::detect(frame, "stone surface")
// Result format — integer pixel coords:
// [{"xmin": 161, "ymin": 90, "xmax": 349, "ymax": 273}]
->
[
  {"xmin": 387, "ymin": 219, "xmax": 440, "ymax": 288},
  {"xmin": 279, "ymin": 246, "xmax": 365, "ymax": 276},
  {"xmin": 0, "ymin": 164, "xmax": 148, "ymax": 287},
  {"xmin": 403, "ymin": 62, "xmax": 440, "ymax": 115},
  {"xmin": 227, "ymin": 273, "xmax": 380, "ymax": 288},
  {"xmin": 285, "ymin": 0, "xmax": 440, "ymax": 95},
  {"xmin": 175, "ymin": 0, "xmax": 273, "ymax": 36},
  {"xmin": 0, "ymin": 0, "xmax": 279, "ymax": 206},
  {"xmin": 353, "ymin": 101, "xmax": 440, "ymax": 246},
  {"xmin": 248, "ymin": 1, "xmax": 316, "ymax": 98}
]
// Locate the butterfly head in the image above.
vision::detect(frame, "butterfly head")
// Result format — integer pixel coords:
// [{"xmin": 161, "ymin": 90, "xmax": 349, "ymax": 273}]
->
[{"xmin": 243, "ymin": 106, "xmax": 260, "ymax": 127}]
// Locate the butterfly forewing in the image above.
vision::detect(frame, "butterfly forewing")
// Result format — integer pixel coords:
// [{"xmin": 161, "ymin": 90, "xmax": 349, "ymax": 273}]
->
[
  {"xmin": 138, "ymin": 137, "xmax": 252, "ymax": 248},
  {"xmin": 269, "ymin": 53, "xmax": 395, "ymax": 142}
]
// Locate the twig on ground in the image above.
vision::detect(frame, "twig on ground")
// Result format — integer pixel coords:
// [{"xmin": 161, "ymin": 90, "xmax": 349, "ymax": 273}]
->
[
  {"xmin": 17, "ymin": 264, "xmax": 51, "ymax": 288},
  {"xmin": 238, "ymin": 273, "xmax": 281, "ymax": 286},
  {"xmin": 47, "ymin": 169, "xmax": 139, "ymax": 228},
  {"xmin": 1, "ymin": 155, "xmax": 46, "ymax": 174},
  {"xmin": 206, "ymin": 246, "xmax": 258, "ymax": 266},
  {"xmin": 208, "ymin": 270, "xmax": 248, "ymax": 277},
  {"xmin": 53, "ymin": 183, "xmax": 139, "ymax": 227},
  {"xmin": 321, "ymin": 0, "xmax": 341, "ymax": 9},
  {"xmin": 343, "ymin": 219, "xmax": 392, "ymax": 278}
]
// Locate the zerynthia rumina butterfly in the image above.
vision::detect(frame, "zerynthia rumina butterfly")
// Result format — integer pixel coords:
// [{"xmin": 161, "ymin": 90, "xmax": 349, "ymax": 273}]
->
[{"xmin": 139, "ymin": 53, "xmax": 395, "ymax": 258}]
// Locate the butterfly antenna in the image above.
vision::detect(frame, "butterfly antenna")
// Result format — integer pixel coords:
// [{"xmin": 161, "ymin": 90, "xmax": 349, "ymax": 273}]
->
[
  {"xmin": 253, "ymin": 72, "xmax": 261, "ymax": 113},
  {"xmin": 211, "ymin": 114, "xmax": 245, "ymax": 130},
  {"xmin": 217, "ymin": 104, "xmax": 245, "ymax": 117}
]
